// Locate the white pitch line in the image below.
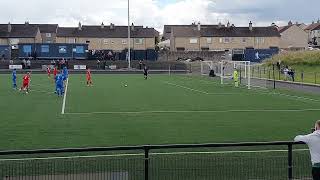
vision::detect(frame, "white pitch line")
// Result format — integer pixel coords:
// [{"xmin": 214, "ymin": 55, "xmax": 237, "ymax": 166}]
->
[
  {"xmin": 61, "ymin": 78, "xmax": 69, "ymax": 115},
  {"xmin": 178, "ymin": 76, "xmax": 320, "ymax": 103},
  {"xmin": 64, "ymin": 108, "xmax": 320, "ymax": 115},
  {"xmin": 0, "ymin": 149, "xmax": 308, "ymax": 162},
  {"xmin": 163, "ymin": 81, "xmax": 238, "ymax": 95}
]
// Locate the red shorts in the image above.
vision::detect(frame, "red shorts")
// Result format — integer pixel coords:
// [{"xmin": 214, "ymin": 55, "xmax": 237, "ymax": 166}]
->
[{"xmin": 22, "ymin": 82, "xmax": 29, "ymax": 88}]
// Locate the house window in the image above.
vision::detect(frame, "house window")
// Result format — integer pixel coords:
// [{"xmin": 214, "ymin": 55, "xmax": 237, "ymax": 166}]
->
[
  {"xmin": 256, "ymin": 37, "xmax": 265, "ymax": 44},
  {"xmin": 86, "ymin": 40, "xmax": 90, "ymax": 44},
  {"xmin": 68, "ymin": 38, "xmax": 76, "ymax": 43},
  {"xmin": 103, "ymin": 39, "xmax": 109, "ymax": 44},
  {"xmin": 201, "ymin": 47, "xmax": 209, "ymax": 51},
  {"xmin": 206, "ymin": 38, "xmax": 212, "ymax": 44},
  {"xmin": 219, "ymin": 38, "xmax": 223, "ymax": 43},
  {"xmin": 224, "ymin": 37, "xmax": 231, "ymax": 43},
  {"xmin": 242, "ymin": 38, "xmax": 247, "ymax": 43},
  {"xmin": 58, "ymin": 46, "xmax": 67, "ymax": 54},
  {"xmin": 176, "ymin": 47, "xmax": 185, "ymax": 51},
  {"xmin": 122, "ymin": 39, "xmax": 127, "ymax": 44},
  {"xmin": 135, "ymin": 38, "xmax": 144, "ymax": 44},
  {"xmin": 23, "ymin": 45, "xmax": 32, "ymax": 53},
  {"xmin": 189, "ymin": 38, "xmax": 198, "ymax": 44},
  {"xmin": 76, "ymin": 46, "xmax": 84, "ymax": 53},
  {"xmin": 41, "ymin": 45, "xmax": 49, "ymax": 53},
  {"xmin": 46, "ymin": 40, "xmax": 52, "ymax": 43},
  {"xmin": 46, "ymin": 33, "xmax": 52, "ymax": 38}
]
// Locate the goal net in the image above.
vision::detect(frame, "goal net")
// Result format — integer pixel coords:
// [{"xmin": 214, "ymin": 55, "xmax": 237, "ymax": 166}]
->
[{"xmin": 200, "ymin": 61, "xmax": 220, "ymax": 76}]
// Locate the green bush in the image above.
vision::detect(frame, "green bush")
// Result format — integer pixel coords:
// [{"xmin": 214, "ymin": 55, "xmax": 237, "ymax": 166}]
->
[{"xmin": 264, "ymin": 51, "xmax": 320, "ymax": 66}]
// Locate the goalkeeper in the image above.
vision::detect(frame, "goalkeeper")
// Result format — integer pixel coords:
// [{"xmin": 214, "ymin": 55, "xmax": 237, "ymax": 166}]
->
[{"xmin": 233, "ymin": 68, "xmax": 239, "ymax": 87}]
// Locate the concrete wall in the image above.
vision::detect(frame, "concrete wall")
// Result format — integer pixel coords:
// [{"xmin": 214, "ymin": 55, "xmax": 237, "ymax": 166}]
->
[
  {"xmin": 280, "ymin": 25, "xmax": 308, "ymax": 49},
  {"xmin": 56, "ymin": 37, "xmax": 156, "ymax": 51},
  {"xmin": 171, "ymin": 36, "xmax": 280, "ymax": 51}
]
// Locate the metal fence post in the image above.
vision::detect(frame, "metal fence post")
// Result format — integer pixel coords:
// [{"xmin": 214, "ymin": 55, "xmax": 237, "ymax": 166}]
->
[
  {"xmin": 301, "ymin": 72, "xmax": 304, "ymax": 85},
  {"xmin": 315, "ymin": 72, "xmax": 317, "ymax": 84},
  {"xmin": 288, "ymin": 144, "xmax": 293, "ymax": 180},
  {"xmin": 144, "ymin": 146, "xmax": 150, "ymax": 180},
  {"xmin": 273, "ymin": 64, "xmax": 276, "ymax": 89}
]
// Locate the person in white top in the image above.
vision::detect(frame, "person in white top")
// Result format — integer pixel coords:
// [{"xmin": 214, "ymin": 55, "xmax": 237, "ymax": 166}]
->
[
  {"xmin": 294, "ymin": 120, "xmax": 320, "ymax": 180},
  {"xmin": 283, "ymin": 66, "xmax": 289, "ymax": 81}
]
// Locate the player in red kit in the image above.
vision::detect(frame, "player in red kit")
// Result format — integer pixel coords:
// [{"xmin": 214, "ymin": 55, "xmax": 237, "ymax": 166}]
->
[
  {"xmin": 47, "ymin": 67, "xmax": 51, "ymax": 78},
  {"xmin": 53, "ymin": 67, "xmax": 58, "ymax": 79},
  {"xmin": 20, "ymin": 72, "xmax": 31, "ymax": 94},
  {"xmin": 86, "ymin": 68, "xmax": 93, "ymax": 86}
]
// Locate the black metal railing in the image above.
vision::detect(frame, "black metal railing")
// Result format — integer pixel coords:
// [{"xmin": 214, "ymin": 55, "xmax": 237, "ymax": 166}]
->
[{"xmin": 0, "ymin": 141, "xmax": 309, "ymax": 180}]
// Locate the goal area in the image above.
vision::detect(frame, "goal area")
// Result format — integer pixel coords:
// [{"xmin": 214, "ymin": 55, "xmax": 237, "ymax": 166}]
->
[{"xmin": 201, "ymin": 60, "xmax": 252, "ymax": 89}]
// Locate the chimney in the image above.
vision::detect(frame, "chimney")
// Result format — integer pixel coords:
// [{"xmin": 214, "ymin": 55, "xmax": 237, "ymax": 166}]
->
[
  {"xmin": 295, "ymin": 21, "xmax": 299, "ymax": 25},
  {"xmin": 288, "ymin": 20, "xmax": 293, "ymax": 26},
  {"xmin": 131, "ymin": 23, "xmax": 134, "ymax": 31},
  {"xmin": 8, "ymin": 22, "xmax": 12, "ymax": 33},
  {"xmin": 218, "ymin": 22, "xmax": 222, "ymax": 28},
  {"xmin": 318, "ymin": 19, "xmax": 320, "ymax": 23},
  {"xmin": 101, "ymin": 22, "xmax": 104, "ymax": 29},
  {"xmin": 227, "ymin": 21, "xmax": 230, "ymax": 28},
  {"xmin": 231, "ymin": 24, "xmax": 235, "ymax": 27},
  {"xmin": 110, "ymin": 23, "xmax": 114, "ymax": 29},
  {"xmin": 197, "ymin": 22, "xmax": 201, "ymax": 31},
  {"xmin": 312, "ymin": 21, "xmax": 315, "ymax": 24},
  {"xmin": 78, "ymin": 22, "xmax": 82, "ymax": 30},
  {"xmin": 271, "ymin": 22, "xmax": 276, "ymax": 27},
  {"xmin": 25, "ymin": 21, "xmax": 29, "ymax": 25},
  {"xmin": 249, "ymin": 21, "xmax": 253, "ymax": 31}
]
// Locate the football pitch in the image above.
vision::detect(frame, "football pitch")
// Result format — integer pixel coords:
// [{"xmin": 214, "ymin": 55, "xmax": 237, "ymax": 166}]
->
[{"xmin": 0, "ymin": 73, "xmax": 319, "ymax": 150}]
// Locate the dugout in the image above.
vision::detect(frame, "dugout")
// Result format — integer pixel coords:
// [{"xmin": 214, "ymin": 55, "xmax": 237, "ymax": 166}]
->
[{"xmin": 0, "ymin": 45, "xmax": 10, "ymax": 60}]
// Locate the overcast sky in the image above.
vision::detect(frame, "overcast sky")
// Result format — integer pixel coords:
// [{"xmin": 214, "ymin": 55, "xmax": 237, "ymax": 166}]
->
[{"xmin": 1, "ymin": 0, "xmax": 319, "ymax": 32}]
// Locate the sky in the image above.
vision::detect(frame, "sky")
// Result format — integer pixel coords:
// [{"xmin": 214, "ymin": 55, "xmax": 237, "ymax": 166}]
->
[{"xmin": 1, "ymin": 0, "xmax": 319, "ymax": 32}]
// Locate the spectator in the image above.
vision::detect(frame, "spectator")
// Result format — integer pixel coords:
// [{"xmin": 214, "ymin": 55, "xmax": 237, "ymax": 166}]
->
[
  {"xmin": 283, "ymin": 66, "xmax": 289, "ymax": 81},
  {"xmin": 294, "ymin": 120, "xmax": 320, "ymax": 180},
  {"xmin": 26, "ymin": 59, "xmax": 31, "ymax": 69},
  {"xmin": 97, "ymin": 60, "xmax": 101, "ymax": 69},
  {"xmin": 139, "ymin": 60, "xmax": 143, "ymax": 70},
  {"xmin": 289, "ymin": 68, "xmax": 295, "ymax": 82},
  {"xmin": 22, "ymin": 59, "xmax": 26, "ymax": 69}
]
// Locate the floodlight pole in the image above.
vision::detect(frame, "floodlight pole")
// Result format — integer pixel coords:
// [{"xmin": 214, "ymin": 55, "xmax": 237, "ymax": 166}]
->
[{"xmin": 127, "ymin": 0, "xmax": 131, "ymax": 69}]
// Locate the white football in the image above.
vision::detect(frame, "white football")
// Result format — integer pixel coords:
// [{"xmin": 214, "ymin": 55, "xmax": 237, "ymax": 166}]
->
[{"xmin": 125, "ymin": 84, "xmax": 128, "ymax": 87}]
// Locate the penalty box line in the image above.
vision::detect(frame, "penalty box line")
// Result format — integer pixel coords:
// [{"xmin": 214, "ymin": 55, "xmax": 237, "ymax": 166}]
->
[
  {"xmin": 173, "ymin": 77, "xmax": 320, "ymax": 103},
  {"xmin": 0, "ymin": 149, "xmax": 308, "ymax": 162},
  {"xmin": 64, "ymin": 109, "xmax": 320, "ymax": 115}
]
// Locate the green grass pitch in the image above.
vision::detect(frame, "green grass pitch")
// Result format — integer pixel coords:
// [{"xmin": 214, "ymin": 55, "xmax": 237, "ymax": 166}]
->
[{"xmin": 0, "ymin": 73, "xmax": 319, "ymax": 150}]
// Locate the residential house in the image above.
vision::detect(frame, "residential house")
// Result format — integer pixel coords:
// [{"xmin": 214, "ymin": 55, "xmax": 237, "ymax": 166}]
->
[
  {"xmin": 36, "ymin": 24, "xmax": 58, "ymax": 43},
  {"xmin": 0, "ymin": 22, "xmax": 42, "ymax": 46},
  {"xmin": 163, "ymin": 23, "xmax": 223, "ymax": 41},
  {"xmin": 278, "ymin": 21, "xmax": 308, "ymax": 50},
  {"xmin": 56, "ymin": 22, "xmax": 159, "ymax": 51},
  {"xmin": 170, "ymin": 22, "xmax": 280, "ymax": 52},
  {"xmin": 304, "ymin": 20, "xmax": 320, "ymax": 45}
]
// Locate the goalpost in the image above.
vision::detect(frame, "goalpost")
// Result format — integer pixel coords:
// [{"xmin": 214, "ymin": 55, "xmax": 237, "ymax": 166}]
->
[{"xmin": 201, "ymin": 60, "xmax": 251, "ymax": 89}]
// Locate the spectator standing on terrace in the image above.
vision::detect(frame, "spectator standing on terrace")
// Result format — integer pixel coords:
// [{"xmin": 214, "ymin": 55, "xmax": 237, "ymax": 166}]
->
[
  {"xmin": 139, "ymin": 60, "xmax": 143, "ymax": 70},
  {"xmin": 97, "ymin": 60, "xmax": 101, "ymax": 69},
  {"xmin": 22, "ymin": 59, "xmax": 26, "ymax": 69},
  {"xmin": 26, "ymin": 59, "xmax": 31, "ymax": 69},
  {"xmin": 283, "ymin": 66, "xmax": 289, "ymax": 81},
  {"xmin": 294, "ymin": 120, "xmax": 320, "ymax": 180}
]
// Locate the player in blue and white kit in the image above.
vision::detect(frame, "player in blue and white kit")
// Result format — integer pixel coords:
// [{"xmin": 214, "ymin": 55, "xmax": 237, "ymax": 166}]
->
[
  {"xmin": 12, "ymin": 69, "xmax": 17, "ymax": 90},
  {"xmin": 62, "ymin": 66, "xmax": 68, "ymax": 81},
  {"xmin": 55, "ymin": 72, "xmax": 64, "ymax": 97}
]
